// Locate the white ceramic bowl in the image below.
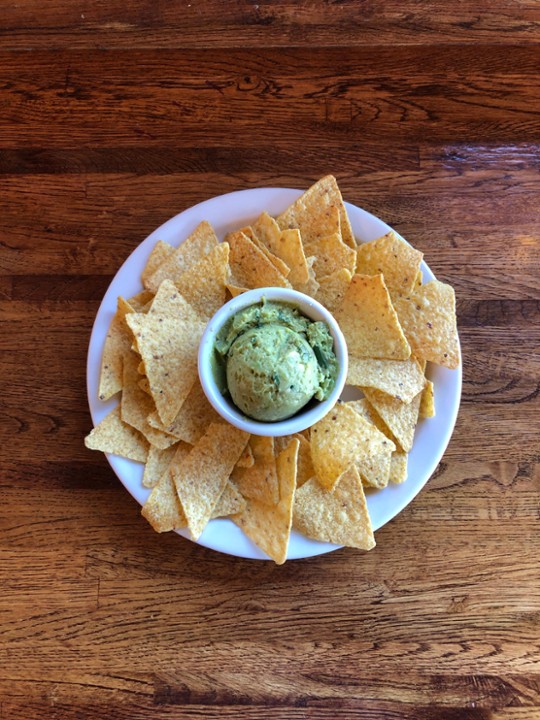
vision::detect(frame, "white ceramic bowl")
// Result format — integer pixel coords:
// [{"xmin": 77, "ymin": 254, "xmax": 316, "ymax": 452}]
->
[{"xmin": 198, "ymin": 287, "xmax": 348, "ymax": 437}]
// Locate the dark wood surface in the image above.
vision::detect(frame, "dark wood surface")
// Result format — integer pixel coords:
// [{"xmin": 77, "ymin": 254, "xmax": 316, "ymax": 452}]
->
[{"xmin": 1, "ymin": 3, "xmax": 539, "ymax": 718}]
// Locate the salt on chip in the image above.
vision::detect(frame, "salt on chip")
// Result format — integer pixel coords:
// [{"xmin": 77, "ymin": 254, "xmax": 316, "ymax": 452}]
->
[
  {"xmin": 294, "ymin": 466, "xmax": 375, "ymax": 550},
  {"xmin": 276, "ymin": 175, "xmax": 355, "ymax": 249},
  {"xmin": 172, "ymin": 422, "xmax": 249, "ymax": 540},
  {"xmin": 85, "ymin": 406, "xmax": 149, "ymax": 463},
  {"xmin": 362, "ymin": 387, "xmax": 422, "ymax": 453},
  {"xmin": 143, "ymin": 442, "xmax": 185, "ymax": 489},
  {"xmin": 144, "ymin": 221, "xmax": 218, "ymax": 294},
  {"xmin": 356, "ymin": 231, "xmax": 423, "ymax": 300},
  {"xmin": 174, "ymin": 242, "xmax": 230, "ymax": 320},
  {"xmin": 147, "ymin": 379, "xmax": 220, "ymax": 445},
  {"xmin": 126, "ymin": 280, "xmax": 206, "ymax": 426},
  {"xmin": 311, "ymin": 403, "xmax": 395, "ymax": 490},
  {"xmin": 98, "ymin": 296, "xmax": 135, "ymax": 401},
  {"xmin": 389, "ymin": 452, "xmax": 408, "ymax": 484},
  {"xmin": 232, "ymin": 435, "xmax": 279, "ymax": 505},
  {"xmin": 335, "ymin": 274, "xmax": 411, "ymax": 360},
  {"xmin": 394, "ymin": 280, "xmax": 460, "ymax": 369},
  {"xmin": 304, "ymin": 232, "xmax": 357, "ymax": 278},
  {"xmin": 121, "ymin": 351, "xmax": 179, "ymax": 450},
  {"xmin": 315, "ymin": 268, "xmax": 352, "ymax": 313},
  {"xmin": 419, "ymin": 379, "xmax": 435, "ymax": 419},
  {"xmin": 232, "ymin": 438, "xmax": 299, "ymax": 565},
  {"xmin": 141, "ymin": 240, "xmax": 175, "ymax": 290},
  {"xmin": 347, "ymin": 357, "xmax": 426, "ymax": 403},
  {"xmin": 228, "ymin": 231, "xmax": 290, "ymax": 289}
]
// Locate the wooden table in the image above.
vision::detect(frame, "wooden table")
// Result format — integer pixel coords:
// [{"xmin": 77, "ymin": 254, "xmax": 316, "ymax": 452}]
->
[{"xmin": 1, "ymin": 3, "xmax": 539, "ymax": 718}]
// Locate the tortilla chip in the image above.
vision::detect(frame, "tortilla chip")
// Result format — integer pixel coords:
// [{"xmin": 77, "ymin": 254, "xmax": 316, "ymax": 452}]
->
[
  {"xmin": 315, "ymin": 268, "xmax": 352, "ymax": 313},
  {"xmin": 237, "ymin": 225, "xmax": 291, "ymax": 278},
  {"xmin": 173, "ymin": 242, "xmax": 230, "ymax": 320},
  {"xmin": 232, "ymin": 438, "xmax": 299, "ymax": 564},
  {"xmin": 389, "ymin": 452, "xmax": 408, "ymax": 484},
  {"xmin": 275, "ymin": 433, "xmax": 313, "ymax": 488},
  {"xmin": 144, "ymin": 221, "xmax": 219, "ymax": 293},
  {"xmin": 394, "ymin": 280, "xmax": 460, "ymax": 369},
  {"xmin": 362, "ymin": 387, "xmax": 422, "ymax": 453},
  {"xmin": 121, "ymin": 351, "xmax": 178, "ymax": 449},
  {"xmin": 295, "ymin": 255, "xmax": 320, "ymax": 297},
  {"xmin": 138, "ymin": 377, "xmax": 151, "ymax": 395},
  {"xmin": 142, "ymin": 442, "xmax": 185, "ymax": 489},
  {"xmin": 347, "ymin": 357, "xmax": 426, "ymax": 403},
  {"xmin": 98, "ymin": 296, "xmax": 134, "ymax": 401},
  {"xmin": 126, "ymin": 281, "xmax": 206, "ymax": 426},
  {"xmin": 345, "ymin": 398, "xmax": 394, "ymax": 441},
  {"xmin": 293, "ymin": 466, "xmax": 375, "ymax": 550},
  {"xmin": 236, "ymin": 442, "xmax": 255, "ymax": 468},
  {"xmin": 419, "ymin": 379, "xmax": 435, "ymax": 419},
  {"xmin": 85, "ymin": 406, "xmax": 149, "ymax": 462},
  {"xmin": 276, "ymin": 175, "xmax": 355, "ymax": 248},
  {"xmin": 147, "ymin": 379, "xmax": 220, "ymax": 445},
  {"xmin": 231, "ymin": 435, "xmax": 279, "ymax": 505},
  {"xmin": 304, "ymin": 232, "xmax": 357, "ymax": 278},
  {"xmin": 335, "ymin": 274, "xmax": 411, "ymax": 360},
  {"xmin": 142, "ymin": 470, "xmax": 187, "ymax": 532},
  {"xmin": 226, "ymin": 283, "xmax": 249, "ymax": 298},
  {"xmin": 311, "ymin": 403, "xmax": 395, "ymax": 490},
  {"xmin": 356, "ymin": 231, "xmax": 423, "ymax": 300},
  {"xmin": 252, "ymin": 213, "xmax": 310, "ymax": 287},
  {"xmin": 172, "ymin": 422, "xmax": 249, "ymax": 539},
  {"xmin": 141, "ymin": 240, "xmax": 175, "ymax": 290},
  {"xmin": 228, "ymin": 231, "xmax": 290, "ymax": 289},
  {"xmin": 213, "ymin": 481, "xmax": 246, "ymax": 517},
  {"xmin": 128, "ymin": 290, "xmax": 155, "ymax": 312}
]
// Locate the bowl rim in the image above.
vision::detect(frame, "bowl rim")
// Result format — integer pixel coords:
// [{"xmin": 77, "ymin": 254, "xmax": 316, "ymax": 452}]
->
[{"xmin": 197, "ymin": 286, "xmax": 349, "ymax": 437}]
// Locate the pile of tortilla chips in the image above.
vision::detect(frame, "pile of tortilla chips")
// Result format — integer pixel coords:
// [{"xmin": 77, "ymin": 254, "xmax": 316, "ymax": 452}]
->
[{"xmin": 85, "ymin": 176, "xmax": 460, "ymax": 564}]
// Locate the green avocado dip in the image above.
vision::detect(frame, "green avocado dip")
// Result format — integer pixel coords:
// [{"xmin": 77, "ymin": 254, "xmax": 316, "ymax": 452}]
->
[{"xmin": 213, "ymin": 300, "xmax": 339, "ymax": 422}]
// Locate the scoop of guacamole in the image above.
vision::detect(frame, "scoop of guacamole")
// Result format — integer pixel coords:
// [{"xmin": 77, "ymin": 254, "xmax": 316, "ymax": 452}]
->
[{"xmin": 214, "ymin": 300, "xmax": 339, "ymax": 422}]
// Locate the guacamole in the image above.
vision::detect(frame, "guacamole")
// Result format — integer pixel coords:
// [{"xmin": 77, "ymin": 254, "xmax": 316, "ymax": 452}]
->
[{"xmin": 214, "ymin": 300, "xmax": 339, "ymax": 422}]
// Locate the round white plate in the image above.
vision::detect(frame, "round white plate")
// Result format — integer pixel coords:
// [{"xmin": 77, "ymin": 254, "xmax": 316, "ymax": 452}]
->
[{"xmin": 87, "ymin": 187, "xmax": 462, "ymax": 561}]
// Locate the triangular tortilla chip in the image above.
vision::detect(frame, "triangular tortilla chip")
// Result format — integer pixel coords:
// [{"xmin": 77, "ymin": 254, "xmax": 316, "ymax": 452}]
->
[
  {"xmin": 347, "ymin": 357, "xmax": 426, "ymax": 403},
  {"xmin": 171, "ymin": 423, "xmax": 249, "ymax": 539},
  {"xmin": 228, "ymin": 231, "xmax": 290, "ymax": 289},
  {"xmin": 276, "ymin": 175, "xmax": 356, "ymax": 248},
  {"xmin": 231, "ymin": 435, "xmax": 279, "ymax": 505},
  {"xmin": 293, "ymin": 466, "xmax": 375, "ymax": 550},
  {"xmin": 315, "ymin": 268, "xmax": 352, "ymax": 313},
  {"xmin": 236, "ymin": 225, "xmax": 291, "ymax": 278},
  {"xmin": 304, "ymin": 232, "xmax": 357, "ymax": 278},
  {"xmin": 126, "ymin": 281, "xmax": 206, "ymax": 426},
  {"xmin": 252, "ymin": 213, "xmax": 310, "ymax": 288},
  {"xmin": 362, "ymin": 387, "xmax": 422, "ymax": 453},
  {"xmin": 173, "ymin": 242, "xmax": 230, "ymax": 320},
  {"xmin": 142, "ymin": 470, "xmax": 187, "ymax": 532},
  {"xmin": 98, "ymin": 296, "xmax": 135, "ymax": 400},
  {"xmin": 232, "ymin": 438, "xmax": 299, "ymax": 564},
  {"xmin": 85, "ymin": 406, "xmax": 149, "ymax": 462},
  {"xmin": 393, "ymin": 280, "xmax": 460, "ymax": 369},
  {"xmin": 335, "ymin": 274, "xmax": 411, "ymax": 360},
  {"xmin": 141, "ymin": 240, "xmax": 175, "ymax": 290},
  {"xmin": 356, "ymin": 231, "xmax": 423, "ymax": 300},
  {"xmin": 144, "ymin": 221, "xmax": 218, "ymax": 293},
  {"xmin": 311, "ymin": 403, "xmax": 395, "ymax": 490}
]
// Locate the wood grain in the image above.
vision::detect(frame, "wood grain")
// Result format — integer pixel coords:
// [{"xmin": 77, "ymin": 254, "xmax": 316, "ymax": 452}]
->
[{"xmin": 0, "ymin": 2, "xmax": 539, "ymax": 718}]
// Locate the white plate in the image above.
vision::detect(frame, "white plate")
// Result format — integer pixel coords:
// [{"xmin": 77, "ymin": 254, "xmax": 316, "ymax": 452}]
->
[{"xmin": 87, "ymin": 187, "xmax": 462, "ymax": 561}]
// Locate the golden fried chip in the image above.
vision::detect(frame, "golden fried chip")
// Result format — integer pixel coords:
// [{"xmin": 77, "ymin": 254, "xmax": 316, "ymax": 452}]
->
[
  {"xmin": 172, "ymin": 423, "xmax": 249, "ymax": 539},
  {"xmin": 121, "ymin": 351, "xmax": 178, "ymax": 449},
  {"xmin": 356, "ymin": 231, "xmax": 423, "ymax": 300},
  {"xmin": 394, "ymin": 280, "xmax": 460, "ymax": 369},
  {"xmin": 236, "ymin": 442, "xmax": 255, "ymax": 468},
  {"xmin": 98, "ymin": 296, "xmax": 134, "ymax": 401},
  {"xmin": 419, "ymin": 379, "xmax": 435, "ymax": 419},
  {"xmin": 142, "ymin": 470, "xmax": 187, "ymax": 532},
  {"xmin": 304, "ymin": 232, "xmax": 357, "ymax": 278},
  {"xmin": 226, "ymin": 283, "xmax": 249, "ymax": 298},
  {"xmin": 275, "ymin": 433, "xmax": 313, "ymax": 488},
  {"xmin": 228, "ymin": 231, "xmax": 290, "ymax": 289},
  {"xmin": 174, "ymin": 242, "xmax": 230, "ymax": 320},
  {"xmin": 311, "ymin": 403, "xmax": 395, "ymax": 490},
  {"xmin": 213, "ymin": 481, "xmax": 246, "ymax": 517},
  {"xmin": 143, "ymin": 443, "xmax": 185, "ymax": 489},
  {"xmin": 126, "ymin": 281, "xmax": 206, "ymax": 426},
  {"xmin": 276, "ymin": 175, "xmax": 355, "ymax": 248},
  {"xmin": 85, "ymin": 406, "xmax": 149, "ymax": 462},
  {"xmin": 295, "ymin": 255, "xmax": 319, "ymax": 297},
  {"xmin": 236, "ymin": 225, "xmax": 291, "ymax": 278},
  {"xmin": 347, "ymin": 357, "xmax": 426, "ymax": 403},
  {"xmin": 128, "ymin": 290, "xmax": 155, "ymax": 312},
  {"xmin": 147, "ymin": 379, "xmax": 220, "ymax": 445},
  {"xmin": 345, "ymin": 398, "xmax": 394, "ymax": 440},
  {"xmin": 252, "ymin": 213, "xmax": 310, "ymax": 287},
  {"xmin": 293, "ymin": 466, "xmax": 375, "ymax": 550},
  {"xmin": 232, "ymin": 438, "xmax": 299, "ymax": 564},
  {"xmin": 389, "ymin": 452, "xmax": 408, "ymax": 484},
  {"xmin": 232, "ymin": 435, "xmax": 279, "ymax": 505},
  {"xmin": 315, "ymin": 268, "xmax": 352, "ymax": 313},
  {"xmin": 362, "ymin": 387, "xmax": 422, "ymax": 453},
  {"xmin": 141, "ymin": 240, "xmax": 175, "ymax": 290},
  {"xmin": 335, "ymin": 274, "xmax": 411, "ymax": 360},
  {"xmin": 144, "ymin": 221, "xmax": 218, "ymax": 293}
]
